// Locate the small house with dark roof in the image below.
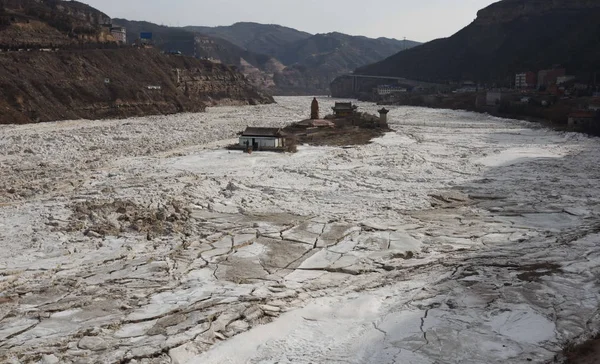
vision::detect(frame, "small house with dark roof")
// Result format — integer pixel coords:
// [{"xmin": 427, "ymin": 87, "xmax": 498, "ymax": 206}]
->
[
  {"xmin": 332, "ymin": 102, "xmax": 358, "ymax": 118},
  {"xmin": 239, "ymin": 127, "xmax": 285, "ymax": 150}
]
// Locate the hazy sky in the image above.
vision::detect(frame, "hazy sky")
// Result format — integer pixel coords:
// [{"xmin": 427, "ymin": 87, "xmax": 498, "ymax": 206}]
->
[{"xmin": 83, "ymin": 0, "xmax": 498, "ymax": 42}]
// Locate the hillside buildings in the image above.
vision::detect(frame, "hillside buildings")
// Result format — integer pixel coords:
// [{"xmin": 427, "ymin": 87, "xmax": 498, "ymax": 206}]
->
[
  {"xmin": 557, "ymin": 76, "xmax": 577, "ymax": 85},
  {"xmin": 110, "ymin": 27, "xmax": 127, "ymax": 43},
  {"xmin": 514, "ymin": 68, "xmax": 578, "ymax": 92},
  {"xmin": 538, "ymin": 68, "xmax": 566, "ymax": 88},
  {"xmin": 515, "ymin": 69, "xmax": 571, "ymax": 90},
  {"xmin": 515, "ymin": 72, "xmax": 537, "ymax": 89}
]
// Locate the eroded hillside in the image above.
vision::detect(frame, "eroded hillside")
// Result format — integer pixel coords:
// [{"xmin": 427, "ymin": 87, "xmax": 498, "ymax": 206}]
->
[{"xmin": 0, "ymin": 48, "xmax": 274, "ymax": 124}]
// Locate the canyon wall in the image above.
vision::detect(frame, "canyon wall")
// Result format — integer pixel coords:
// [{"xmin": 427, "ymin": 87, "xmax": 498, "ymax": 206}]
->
[{"xmin": 0, "ymin": 48, "xmax": 274, "ymax": 124}]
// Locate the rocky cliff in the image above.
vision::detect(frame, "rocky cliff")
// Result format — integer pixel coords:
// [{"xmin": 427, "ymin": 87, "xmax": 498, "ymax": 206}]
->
[
  {"xmin": 355, "ymin": 0, "xmax": 600, "ymax": 85},
  {"xmin": 0, "ymin": 48, "xmax": 274, "ymax": 124},
  {"xmin": 0, "ymin": 0, "xmax": 114, "ymax": 46}
]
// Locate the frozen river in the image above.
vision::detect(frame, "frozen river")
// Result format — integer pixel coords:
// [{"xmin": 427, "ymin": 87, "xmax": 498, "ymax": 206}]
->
[{"xmin": 1, "ymin": 97, "xmax": 599, "ymax": 363}]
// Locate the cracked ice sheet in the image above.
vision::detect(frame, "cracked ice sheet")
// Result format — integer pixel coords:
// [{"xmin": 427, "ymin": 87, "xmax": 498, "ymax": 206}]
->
[
  {"xmin": 2, "ymin": 98, "xmax": 600, "ymax": 363},
  {"xmin": 476, "ymin": 147, "xmax": 568, "ymax": 167},
  {"xmin": 191, "ymin": 286, "xmax": 557, "ymax": 364},
  {"xmin": 191, "ymin": 293, "xmax": 391, "ymax": 364}
]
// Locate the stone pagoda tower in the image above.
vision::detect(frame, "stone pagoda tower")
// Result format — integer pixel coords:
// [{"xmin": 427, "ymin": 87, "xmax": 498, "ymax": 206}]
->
[{"xmin": 310, "ymin": 97, "xmax": 319, "ymax": 119}]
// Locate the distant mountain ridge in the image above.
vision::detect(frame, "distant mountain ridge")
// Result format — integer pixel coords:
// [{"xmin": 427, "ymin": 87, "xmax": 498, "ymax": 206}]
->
[
  {"xmin": 114, "ymin": 20, "xmax": 420, "ymax": 95},
  {"xmin": 184, "ymin": 22, "xmax": 312, "ymax": 58},
  {"xmin": 274, "ymin": 32, "xmax": 418, "ymax": 65},
  {"xmin": 272, "ymin": 32, "xmax": 419, "ymax": 94},
  {"xmin": 355, "ymin": 0, "xmax": 600, "ymax": 85}
]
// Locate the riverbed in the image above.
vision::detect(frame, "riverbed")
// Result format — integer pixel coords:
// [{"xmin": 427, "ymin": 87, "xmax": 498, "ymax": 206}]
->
[{"xmin": 1, "ymin": 97, "xmax": 599, "ymax": 363}]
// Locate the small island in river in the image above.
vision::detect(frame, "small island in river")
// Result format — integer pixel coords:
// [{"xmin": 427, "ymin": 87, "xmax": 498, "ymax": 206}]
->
[{"xmin": 231, "ymin": 98, "xmax": 391, "ymax": 153}]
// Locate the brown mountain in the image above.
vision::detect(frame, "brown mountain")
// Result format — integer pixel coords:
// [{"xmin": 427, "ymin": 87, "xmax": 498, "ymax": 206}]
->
[
  {"xmin": 0, "ymin": 48, "xmax": 273, "ymax": 124},
  {"xmin": 355, "ymin": 0, "xmax": 600, "ymax": 85},
  {"xmin": 273, "ymin": 32, "xmax": 419, "ymax": 94},
  {"xmin": 185, "ymin": 24, "xmax": 420, "ymax": 94},
  {"xmin": 0, "ymin": 0, "xmax": 114, "ymax": 46},
  {"xmin": 184, "ymin": 22, "xmax": 312, "ymax": 58},
  {"xmin": 0, "ymin": 1, "xmax": 274, "ymax": 124}
]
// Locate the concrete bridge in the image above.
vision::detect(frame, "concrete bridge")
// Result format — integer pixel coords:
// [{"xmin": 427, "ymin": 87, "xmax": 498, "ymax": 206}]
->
[{"xmin": 342, "ymin": 74, "xmax": 441, "ymax": 92}]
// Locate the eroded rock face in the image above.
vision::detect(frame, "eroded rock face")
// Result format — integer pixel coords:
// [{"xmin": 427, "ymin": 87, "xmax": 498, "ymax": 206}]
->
[
  {"xmin": 0, "ymin": 48, "xmax": 274, "ymax": 125},
  {"xmin": 0, "ymin": 0, "xmax": 113, "ymax": 47}
]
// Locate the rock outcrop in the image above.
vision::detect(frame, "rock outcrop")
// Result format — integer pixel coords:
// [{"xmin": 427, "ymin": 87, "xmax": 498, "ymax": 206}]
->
[
  {"xmin": 0, "ymin": 48, "xmax": 274, "ymax": 124},
  {"xmin": 0, "ymin": 0, "xmax": 114, "ymax": 46}
]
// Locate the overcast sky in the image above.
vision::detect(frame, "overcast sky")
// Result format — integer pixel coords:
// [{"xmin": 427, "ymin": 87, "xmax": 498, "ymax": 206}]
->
[{"xmin": 82, "ymin": 0, "xmax": 498, "ymax": 42}]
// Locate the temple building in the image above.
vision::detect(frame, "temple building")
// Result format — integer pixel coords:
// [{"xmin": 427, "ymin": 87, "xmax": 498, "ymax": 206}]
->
[
  {"xmin": 332, "ymin": 102, "xmax": 358, "ymax": 118},
  {"xmin": 239, "ymin": 127, "xmax": 285, "ymax": 150}
]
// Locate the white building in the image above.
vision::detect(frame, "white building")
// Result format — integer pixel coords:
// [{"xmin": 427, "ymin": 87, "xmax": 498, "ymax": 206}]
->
[
  {"xmin": 239, "ymin": 127, "xmax": 285, "ymax": 149},
  {"xmin": 515, "ymin": 72, "xmax": 536, "ymax": 89},
  {"xmin": 557, "ymin": 76, "xmax": 576, "ymax": 85},
  {"xmin": 377, "ymin": 85, "xmax": 407, "ymax": 95},
  {"xmin": 111, "ymin": 27, "xmax": 127, "ymax": 43}
]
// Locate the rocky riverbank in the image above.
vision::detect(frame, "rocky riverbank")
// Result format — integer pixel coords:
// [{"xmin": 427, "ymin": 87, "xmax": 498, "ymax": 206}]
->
[{"xmin": 376, "ymin": 92, "xmax": 600, "ymax": 136}]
